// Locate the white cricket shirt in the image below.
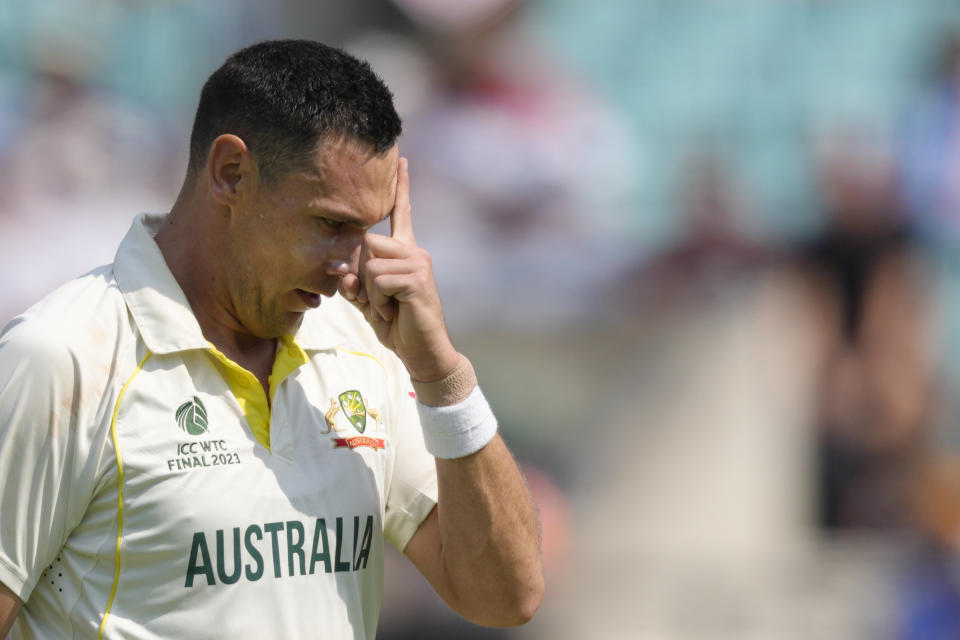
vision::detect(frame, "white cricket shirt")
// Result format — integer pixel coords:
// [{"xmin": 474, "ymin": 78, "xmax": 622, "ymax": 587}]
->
[{"xmin": 0, "ymin": 213, "xmax": 439, "ymax": 639}]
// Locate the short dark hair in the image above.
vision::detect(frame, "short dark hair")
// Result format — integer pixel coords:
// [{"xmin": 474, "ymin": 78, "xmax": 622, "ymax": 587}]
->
[{"xmin": 187, "ymin": 40, "xmax": 402, "ymax": 183}]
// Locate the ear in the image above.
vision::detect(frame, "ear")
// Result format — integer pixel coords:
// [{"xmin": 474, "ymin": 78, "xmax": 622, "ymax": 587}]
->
[{"xmin": 206, "ymin": 134, "xmax": 256, "ymax": 208}]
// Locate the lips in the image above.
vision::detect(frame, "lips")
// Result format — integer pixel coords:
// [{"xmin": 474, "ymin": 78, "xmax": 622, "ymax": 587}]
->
[{"xmin": 296, "ymin": 289, "xmax": 322, "ymax": 308}]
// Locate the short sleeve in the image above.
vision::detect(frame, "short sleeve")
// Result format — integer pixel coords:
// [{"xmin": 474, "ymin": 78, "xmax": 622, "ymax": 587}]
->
[
  {"xmin": 382, "ymin": 354, "xmax": 438, "ymax": 552},
  {"xmin": 0, "ymin": 320, "xmax": 99, "ymax": 600}
]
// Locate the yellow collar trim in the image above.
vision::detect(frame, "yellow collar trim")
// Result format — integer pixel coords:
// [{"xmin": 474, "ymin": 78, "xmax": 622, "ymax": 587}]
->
[{"xmin": 205, "ymin": 335, "xmax": 310, "ymax": 451}]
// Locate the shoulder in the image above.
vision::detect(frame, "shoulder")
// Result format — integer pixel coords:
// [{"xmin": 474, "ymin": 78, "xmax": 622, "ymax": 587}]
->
[
  {"xmin": 0, "ymin": 264, "xmax": 136, "ymax": 389},
  {"xmin": 4, "ymin": 263, "xmax": 124, "ymax": 332}
]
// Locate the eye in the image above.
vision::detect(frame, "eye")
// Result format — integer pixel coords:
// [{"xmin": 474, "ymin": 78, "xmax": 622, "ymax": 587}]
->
[{"xmin": 318, "ymin": 216, "xmax": 345, "ymax": 230}]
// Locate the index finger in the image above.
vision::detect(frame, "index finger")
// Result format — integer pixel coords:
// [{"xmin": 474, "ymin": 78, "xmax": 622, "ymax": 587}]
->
[{"xmin": 390, "ymin": 157, "xmax": 416, "ymax": 245}]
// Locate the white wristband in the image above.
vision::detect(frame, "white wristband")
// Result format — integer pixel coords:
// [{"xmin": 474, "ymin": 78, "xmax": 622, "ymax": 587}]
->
[{"xmin": 417, "ymin": 386, "xmax": 498, "ymax": 459}]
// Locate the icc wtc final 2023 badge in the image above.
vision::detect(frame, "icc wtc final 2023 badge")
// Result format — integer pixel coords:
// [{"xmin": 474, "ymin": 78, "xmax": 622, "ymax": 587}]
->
[{"xmin": 175, "ymin": 396, "xmax": 209, "ymax": 436}]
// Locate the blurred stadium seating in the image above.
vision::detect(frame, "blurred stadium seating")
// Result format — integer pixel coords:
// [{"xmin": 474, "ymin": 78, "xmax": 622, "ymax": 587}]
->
[{"xmin": 5, "ymin": 1, "xmax": 960, "ymax": 638}]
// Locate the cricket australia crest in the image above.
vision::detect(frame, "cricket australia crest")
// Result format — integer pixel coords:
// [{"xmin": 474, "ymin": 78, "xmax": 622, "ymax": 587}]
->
[
  {"xmin": 322, "ymin": 390, "xmax": 385, "ymax": 450},
  {"xmin": 338, "ymin": 390, "xmax": 367, "ymax": 433}
]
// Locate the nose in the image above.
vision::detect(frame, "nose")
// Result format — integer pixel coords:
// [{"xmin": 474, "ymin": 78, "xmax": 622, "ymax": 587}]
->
[{"xmin": 324, "ymin": 232, "xmax": 363, "ymax": 278}]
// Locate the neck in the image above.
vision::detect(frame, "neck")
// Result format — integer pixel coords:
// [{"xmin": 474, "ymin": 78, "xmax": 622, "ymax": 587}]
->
[{"xmin": 156, "ymin": 179, "xmax": 273, "ymax": 360}]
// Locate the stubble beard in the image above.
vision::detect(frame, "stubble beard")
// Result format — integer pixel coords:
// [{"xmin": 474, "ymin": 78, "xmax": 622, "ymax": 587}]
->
[
  {"xmin": 231, "ymin": 270, "xmax": 291, "ymax": 340},
  {"xmin": 245, "ymin": 290, "xmax": 302, "ymax": 340}
]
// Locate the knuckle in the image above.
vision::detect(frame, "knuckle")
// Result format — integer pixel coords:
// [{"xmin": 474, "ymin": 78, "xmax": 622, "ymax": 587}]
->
[{"xmin": 412, "ymin": 248, "xmax": 431, "ymax": 268}]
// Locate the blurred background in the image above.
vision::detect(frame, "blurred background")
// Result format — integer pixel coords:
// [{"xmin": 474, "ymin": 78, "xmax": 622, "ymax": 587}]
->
[{"xmin": 5, "ymin": 0, "xmax": 960, "ymax": 637}]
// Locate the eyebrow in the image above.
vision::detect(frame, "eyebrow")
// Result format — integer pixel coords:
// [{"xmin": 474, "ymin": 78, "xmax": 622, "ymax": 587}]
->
[{"xmin": 309, "ymin": 205, "xmax": 366, "ymax": 226}]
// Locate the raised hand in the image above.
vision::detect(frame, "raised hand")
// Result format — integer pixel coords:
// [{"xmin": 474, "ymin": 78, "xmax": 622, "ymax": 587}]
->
[{"xmin": 339, "ymin": 157, "xmax": 459, "ymax": 382}]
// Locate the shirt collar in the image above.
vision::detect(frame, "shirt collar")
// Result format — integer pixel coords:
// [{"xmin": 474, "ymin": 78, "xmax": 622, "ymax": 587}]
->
[
  {"xmin": 114, "ymin": 213, "xmax": 208, "ymax": 354},
  {"xmin": 293, "ymin": 310, "xmax": 348, "ymax": 351},
  {"xmin": 114, "ymin": 212, "xmax": 347, "ymax": 355}
]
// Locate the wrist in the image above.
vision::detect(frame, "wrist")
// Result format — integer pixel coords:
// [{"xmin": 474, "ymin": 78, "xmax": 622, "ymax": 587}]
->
[
  {"xmin": 405, "ymin": 344, "xmax": 460, "ymax": 382},
  {"xmin": 416, "ymin": 385, "xmax": 498, "ymax": 459},
  {"xmin": 410, "ymin": 353, "xmax": 477, "ymax": 407}
]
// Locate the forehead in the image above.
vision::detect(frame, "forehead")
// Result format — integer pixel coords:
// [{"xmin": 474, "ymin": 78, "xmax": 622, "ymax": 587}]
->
[{"xmin": 288, "ymin": 138, "xmax": 399, "ymax": 226}]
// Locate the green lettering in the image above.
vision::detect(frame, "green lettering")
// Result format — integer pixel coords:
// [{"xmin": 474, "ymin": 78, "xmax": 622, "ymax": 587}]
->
[
  {"xmin": 334, "ymin": 517, "xmax": 350, "ymax": 572},
  {"xmin": 354, "ymin": 515, "xmax": 373, "ymax": 571},
  {"xmin": 286, "ymin": 520, "xmax": 305, "ymax": 576},
  {"xmin": 352, "ymin": 516, "xmax": 359, "ymax": 560},
  {"xmin": 185, "ymin": 532, "xmax": 215, "ymax": 587},
  {"xmin": 264, "ymin": 521, "xmax": 284, "ymax": 578},
  {"xmin": 309, "ymin": 518, "xmax": 331, "ymax": 574},
  {"xmin": 244, "ymin": 525, "xmax": 264, "ymax": 581},
  {"xmin": 216, "ymin": 528, "xmax": 242, "ymax": 584}
]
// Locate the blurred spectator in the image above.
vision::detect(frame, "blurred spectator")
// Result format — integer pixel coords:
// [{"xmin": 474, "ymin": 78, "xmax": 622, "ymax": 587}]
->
[
  {"xmin": 0, "ymin": 44, "xmax": 176, "ymax": 203},
  {"xmin": 899, "ymin": 30, "xmax": 960, "ymax": 243},
  {"xmin": 0, "ymin": 40, "xmax": 176, "ymax": 324},
  {"xmin": 0, "ymin": 0, "xmax": 293, "ymax": 326},
  {"xmin": 796, "ymin": 130, "xmax": 937, "ymax": 531},
  {"xmin": 898, "ymin": 29, "xmax": 960, "ymax": 458},
  {"xmin": 621, "ymin": 148, "xmax": 775, "ymax": 313},
  {"xmin": 349, "ymin": 0, "xmax": 640, "ymax": 331},
  {"xmin": 896, "ymin": 455, "xmax": 960, "ymax": 640}
]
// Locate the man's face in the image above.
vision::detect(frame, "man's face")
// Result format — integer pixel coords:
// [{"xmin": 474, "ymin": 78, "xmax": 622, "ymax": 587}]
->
[{"xmin": 225, "ymin": 138, "xmax": 399, "ymax": 339}]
